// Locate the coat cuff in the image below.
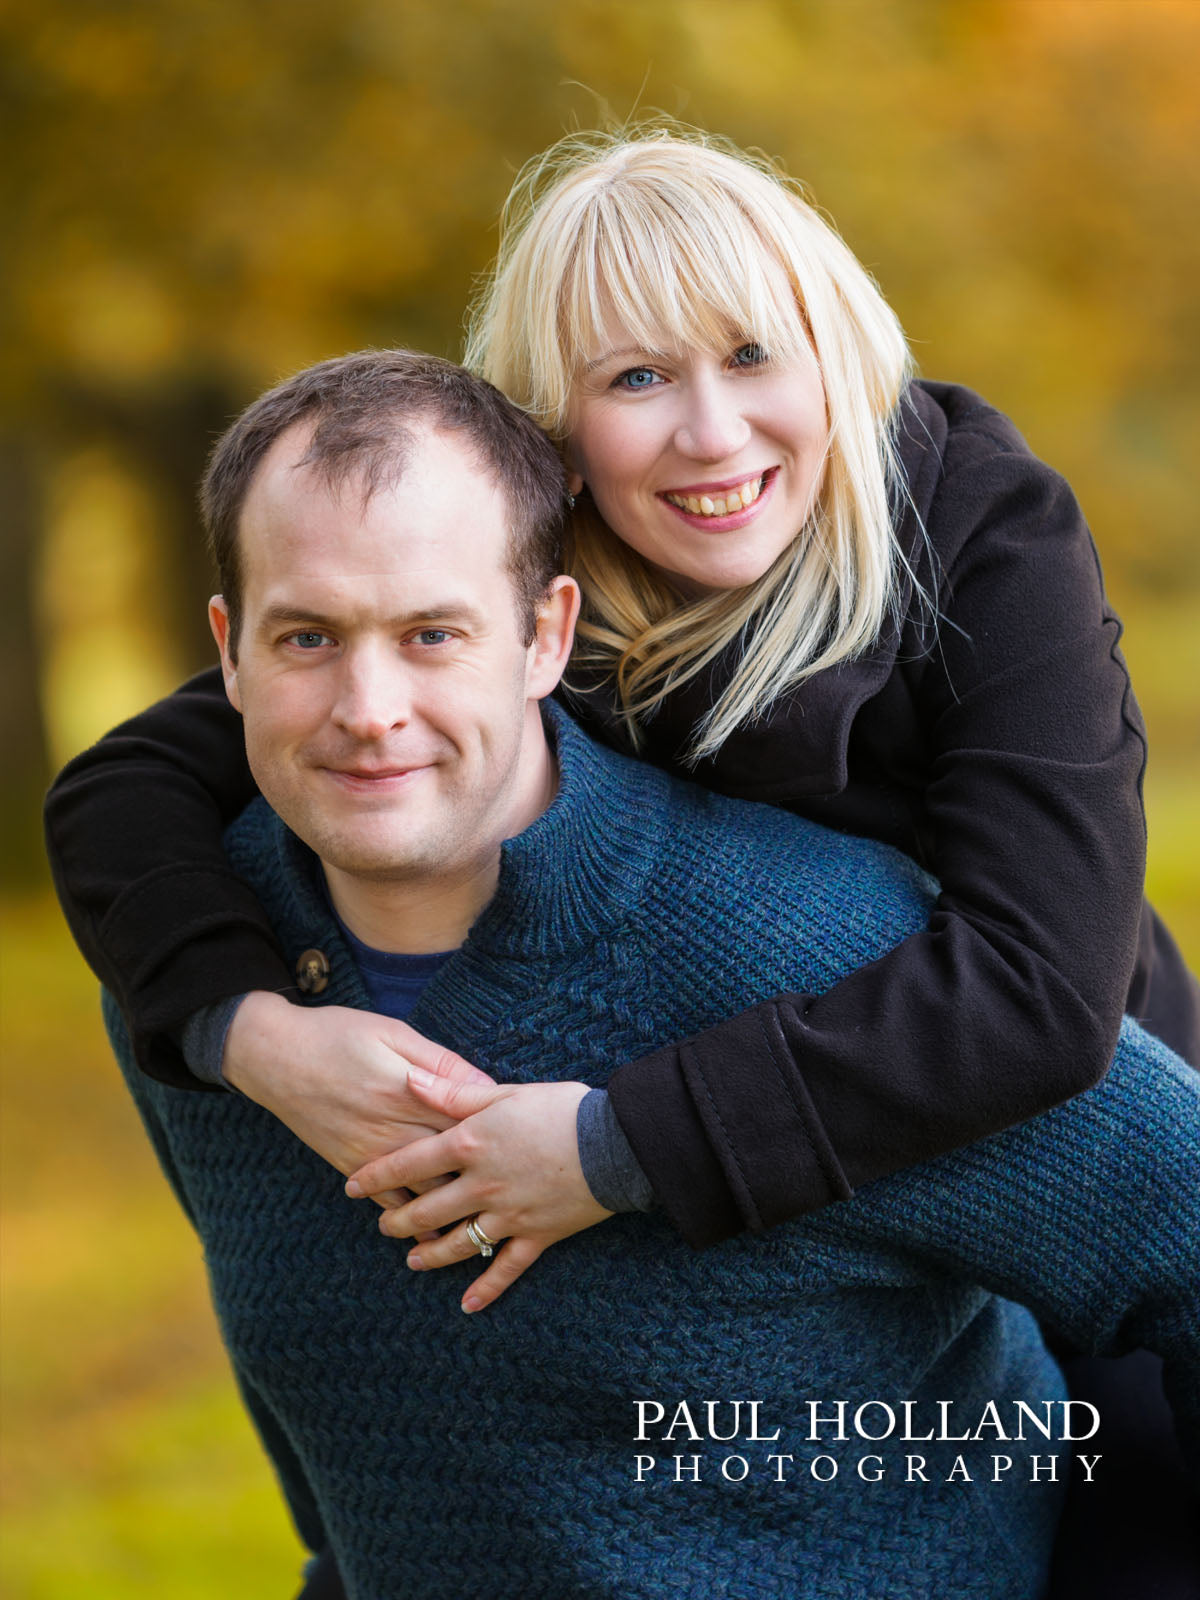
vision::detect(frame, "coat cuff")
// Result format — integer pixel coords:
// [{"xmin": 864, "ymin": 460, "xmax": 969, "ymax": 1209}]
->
[
  {"xmin": 607, "ymin": 997, "xmax": 852, "ymax": 1248},
  {"xmin": 100, "ymin": 866, "xmax": 293, "ymax": 1088}
]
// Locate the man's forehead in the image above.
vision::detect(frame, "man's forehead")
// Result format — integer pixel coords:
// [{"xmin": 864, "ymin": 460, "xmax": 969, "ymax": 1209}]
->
[
  {"xmin": 252, "ymin": 414, "xmax": 496, "ymax": 501},
  {"xmin": 241, "ymin": 421, "xmax": 511, "ymax": 567}
]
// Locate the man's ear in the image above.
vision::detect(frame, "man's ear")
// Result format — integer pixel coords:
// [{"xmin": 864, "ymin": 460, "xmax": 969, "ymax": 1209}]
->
[
  {"xmin": 208, "ymin": 596, "xmax": 242, "ymax": 712},
  {"xmin": 525, "ymin": 576, "xmax": 581, "ymax": 700}
]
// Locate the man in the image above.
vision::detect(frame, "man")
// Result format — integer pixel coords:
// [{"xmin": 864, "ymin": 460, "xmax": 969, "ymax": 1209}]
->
[{"xmin": 105, "ymin": 351, "xmax": 1198, "ymax": 1600}]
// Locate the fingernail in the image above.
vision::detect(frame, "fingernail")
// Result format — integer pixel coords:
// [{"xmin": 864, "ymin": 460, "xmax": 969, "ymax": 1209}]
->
[
  {"xmin": 344, "ymin": 1178, "xmax": 363, "ymax": 1198},
  {"xmin": 462, "ymin": 1295, "xmax": 482, "ymax": 1314},
  {"xmin": 408, "ymin": 1067, "xmax": 433, "ymax": 1089},
  {"xmin": 407, "ymin": 1253, "xmax": 424, "ymax": 1271}
]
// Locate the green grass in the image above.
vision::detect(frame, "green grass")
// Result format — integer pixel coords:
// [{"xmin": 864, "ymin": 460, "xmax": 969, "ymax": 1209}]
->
[
  {"xmin": 1120, "ymin": 598, "xmax": 1200, "ymax": 966},
  {"xmin": 1144, "ymin": 762, "xmax": 1200, "ymax": 967},
  {"xmin": 2, "ymin": 1384, "xmax": 305, "ymax": 1600},
  {"xmin": 1, "ymin": 896, "xmax": 306, "ymax": 1599}
]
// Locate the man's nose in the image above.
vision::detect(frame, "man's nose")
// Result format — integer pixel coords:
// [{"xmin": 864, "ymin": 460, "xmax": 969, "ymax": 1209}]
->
[
  {"xmin": 674, "ymin": 375, "xmax": 751, "ymax": 463},
  {"xmin": 331, "ymin": 646, "xmax": 409, "ymax": 741}
]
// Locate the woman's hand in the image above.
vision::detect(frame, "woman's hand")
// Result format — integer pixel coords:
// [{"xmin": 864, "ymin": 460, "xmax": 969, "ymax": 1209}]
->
[
  {"xmin": 345, "ymin": 1072, "xmax": 613, "ymax": 1312},
  {"xmin": 223, "ymin": 993, "xmax": 495, "ymax": 1203}
]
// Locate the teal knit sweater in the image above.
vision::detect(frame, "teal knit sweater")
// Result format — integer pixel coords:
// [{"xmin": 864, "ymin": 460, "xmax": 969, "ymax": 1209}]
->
[{"xmin": 106, "ymin": 705, "xmax": 1200, "ymax": 1600}]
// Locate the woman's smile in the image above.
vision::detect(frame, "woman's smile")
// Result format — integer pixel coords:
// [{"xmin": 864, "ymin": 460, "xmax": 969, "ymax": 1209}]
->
[{"xmin": 660, "ymin": 467, "xmax": 777, "ymax": 528}]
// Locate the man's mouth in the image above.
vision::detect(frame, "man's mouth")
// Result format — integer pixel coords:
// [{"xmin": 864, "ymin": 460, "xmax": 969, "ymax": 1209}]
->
[
  {"xmin": 323, "ymin": 763, "xmax": 429, "ymax": 792},
  {"xmin": 663, "ymin": 471, "xmax": 770, "ymax": 519},
  {"xmin": 333, "ymin": 766, "xmax": 415, "ymax": 779}
]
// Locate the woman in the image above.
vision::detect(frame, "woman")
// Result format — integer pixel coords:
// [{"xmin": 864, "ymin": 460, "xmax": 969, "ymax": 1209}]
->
[{"xmin": 47, "ymin": 126, "xmax": 1198, "ymax": 1595}]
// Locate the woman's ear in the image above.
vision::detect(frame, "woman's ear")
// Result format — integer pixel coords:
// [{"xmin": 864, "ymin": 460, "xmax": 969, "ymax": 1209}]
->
[
  {"xmin": 566, "ymin": 467, "xmax": 584, "ymax": 497},
  {"xmin": 525, "ymin": 576, "xmax": 581, "ymax": 700}
]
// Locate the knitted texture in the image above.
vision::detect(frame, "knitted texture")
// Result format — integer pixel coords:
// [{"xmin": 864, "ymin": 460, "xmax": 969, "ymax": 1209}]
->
[{"xmin": 106, "ymin": 705, "xmax": 1200, "ymax": 1600}]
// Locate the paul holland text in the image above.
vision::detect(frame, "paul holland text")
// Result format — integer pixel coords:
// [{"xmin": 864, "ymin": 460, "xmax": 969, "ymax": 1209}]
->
[{"xmin": 631, "ymin": 1399, "xmax": 1103, "ymax": 1485}]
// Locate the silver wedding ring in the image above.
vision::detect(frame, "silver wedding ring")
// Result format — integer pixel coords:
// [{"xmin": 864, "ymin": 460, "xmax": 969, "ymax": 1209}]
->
[{"xmin": 465, "ymin": 1217, "xmax": 498, "ymax": 1258}]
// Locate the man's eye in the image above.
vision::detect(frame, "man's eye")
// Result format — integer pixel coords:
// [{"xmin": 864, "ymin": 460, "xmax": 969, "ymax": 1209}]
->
[
  {"xmin": 613, "ymin": 367, "xmax": 663, "ymax": 391},
  {"xmin": 414, "ymin": 628, "xmax": 452, "ymax": 646},
  {"xmin": 289, "ymin": 631, "xmax": 333, "ymax": 649},
  {"xmin": 732, "ymin": 343, "xmax": 768, "ymax": 368}
]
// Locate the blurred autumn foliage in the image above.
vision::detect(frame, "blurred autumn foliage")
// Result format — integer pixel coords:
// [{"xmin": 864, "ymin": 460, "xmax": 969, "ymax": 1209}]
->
[
  {"xmin": 5, "ymin": 0, "xmax": 1199, "ymax": 889},
  {"xmin": 2, "ymin": 4, "xmax": 1198, "ymax": 1594}
]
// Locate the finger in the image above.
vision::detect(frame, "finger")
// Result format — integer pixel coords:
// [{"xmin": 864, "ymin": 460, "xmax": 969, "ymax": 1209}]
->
[
  {"xmin": 403, "ymin": 1216, "xmax": 510, "ymax": 1272},
  {"xmin": 381, "ymin": 1024, "xmax": 495, "ymax": 1088},
  {"xmin": 406, "ymin": 1068, "xmax": 504, "ymax": 1120},
  {"xmin": 374, "ymin": 1187, "xmax": 462, "ymax": 1244},
  {"xmin": 347, "ymin": 1129, "xmax": 460, "ymax": 1199},
  {"xmin": 406, "ymin": 1172, "xmax": 453, "ymax": 1196},
  {"xmin": 377, "ymin": 1175, "xmax": 479, "ymax": 1239},
  {"xmin": 459, "ymin": 1238, "xmax": 546, "ymax": 1313}
]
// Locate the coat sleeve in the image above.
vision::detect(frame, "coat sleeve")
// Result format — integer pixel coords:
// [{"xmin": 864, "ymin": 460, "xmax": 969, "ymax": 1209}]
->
[
  {"xmin": 825, "ymin": 1021, "xmax": 1200, "ymax": 1481},
  {"xmin": 45, "ymin": 667, "xmax": 290, "ymax": 1086},
  {"xmin": 608, "ymin": 434, "xmax": 1153, "ymax": 1245}
]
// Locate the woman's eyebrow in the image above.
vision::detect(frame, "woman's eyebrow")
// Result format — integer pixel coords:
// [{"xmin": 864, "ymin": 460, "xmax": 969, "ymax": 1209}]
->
[{"xmin": 584, "ymin": 345, "xmax": 667, "ymax": 371}]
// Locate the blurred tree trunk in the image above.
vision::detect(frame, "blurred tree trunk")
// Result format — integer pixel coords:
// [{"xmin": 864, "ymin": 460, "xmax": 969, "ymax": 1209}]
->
[
  {"xmin": 1, "ymin": 431, "xmax": 53, "ymax": 887},
  {"xmin": 59, "ymin": 378, "xmax": 242, "ymax": 677},
  {"xmin": 125, "ymin": 379, "xmax": 242, "ymax": 678}
]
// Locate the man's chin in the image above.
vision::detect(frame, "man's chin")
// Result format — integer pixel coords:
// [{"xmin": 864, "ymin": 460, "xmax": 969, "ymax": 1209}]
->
[
  {"xmin": 312, "ymin": 838, "xmax": 437, "ymax": 882},
  {"xmin": 273, "ymin": 803, "xmax": 435, "ymax": 880}
]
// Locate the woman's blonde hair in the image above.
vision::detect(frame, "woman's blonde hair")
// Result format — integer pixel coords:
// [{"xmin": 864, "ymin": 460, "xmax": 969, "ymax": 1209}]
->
[{"xmin": 465, "ymin": 123, "xmax": 915, "ymax": 760}]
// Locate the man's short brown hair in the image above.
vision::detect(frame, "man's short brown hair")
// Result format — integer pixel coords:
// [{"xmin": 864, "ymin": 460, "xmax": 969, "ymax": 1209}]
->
[{"xmin": 201, "ymin": 349, "xmax": 567, "ymax": 654}]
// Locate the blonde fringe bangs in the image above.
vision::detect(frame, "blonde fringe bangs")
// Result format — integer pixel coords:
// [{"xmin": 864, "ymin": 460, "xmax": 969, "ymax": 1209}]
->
[
  {"xmin": 471, "ymin": 128, "xmax": 816, "ymax": 432},
  {"xmin": 465, "ymin": 124, "xmax": 915, "ymax": 762}
]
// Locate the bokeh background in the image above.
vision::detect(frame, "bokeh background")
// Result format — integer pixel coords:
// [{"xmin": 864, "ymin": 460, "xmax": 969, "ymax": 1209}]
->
[{"xmin": 3, "ymin": 1, "xmax": 1198, "ymax": 1594}]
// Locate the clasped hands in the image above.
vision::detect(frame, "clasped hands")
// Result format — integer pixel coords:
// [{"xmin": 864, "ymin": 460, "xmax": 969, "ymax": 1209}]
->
[
  {"xmin": 223, "ymin": 993, "xmax": 612, "ymax": 1313},
  {"xmin": 347, "ymin": 1071, "xmax": 612, "ymax": 1313}
]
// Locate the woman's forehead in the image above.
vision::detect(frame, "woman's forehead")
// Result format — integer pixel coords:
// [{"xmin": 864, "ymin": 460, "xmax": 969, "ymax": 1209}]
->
[
  {"xmin": 580, "ymin": 298, "xmax": 736, "ymax": 365},
  {"xmin": 568, "ymin": 245, "xmax": 807, "ymax": 370}
]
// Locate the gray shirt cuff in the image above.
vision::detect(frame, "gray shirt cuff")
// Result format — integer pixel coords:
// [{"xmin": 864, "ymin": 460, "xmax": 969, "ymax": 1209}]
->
[
  {"xmin": 179, "ymin": 995, "xmax": 247, "ymax": 1088},
  {"xmin": 576, "ymin": 1087, "xmax": 654, "ymax": 1213},
  {"xmin": 181, "ymin": 1001, "xmax": 651, "ymax": 1217}
]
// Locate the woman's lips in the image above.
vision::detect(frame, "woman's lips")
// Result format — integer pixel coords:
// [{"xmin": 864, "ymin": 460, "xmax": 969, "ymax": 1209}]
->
[{"xmin": 660, "ymin": 468, "xmax": 777, "ymax": 529}]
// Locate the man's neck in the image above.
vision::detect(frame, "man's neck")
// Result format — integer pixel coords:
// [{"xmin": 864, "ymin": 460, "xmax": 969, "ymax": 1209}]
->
[
  {"xmin": 323, "ymin": 855, "xmax": 501, "ymax": 955},
  {"xmin": 320, "ymin": 708, "xmax": 558, "ymax": 955}
]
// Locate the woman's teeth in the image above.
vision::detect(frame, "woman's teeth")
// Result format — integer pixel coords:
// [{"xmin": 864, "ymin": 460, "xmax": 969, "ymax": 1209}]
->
[{"xmin": 665, "ymin": 475, "xmax": 764, "ymax": 517}]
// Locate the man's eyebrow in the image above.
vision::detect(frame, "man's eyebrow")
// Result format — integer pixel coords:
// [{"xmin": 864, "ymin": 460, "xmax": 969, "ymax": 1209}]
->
[
  {"xmin": 256, "ymin": 605, "xmax": 338, "ymax": 634},
  {"xmin": 256, "ymin": 601, "xmax": 488, "ymax": 633}
]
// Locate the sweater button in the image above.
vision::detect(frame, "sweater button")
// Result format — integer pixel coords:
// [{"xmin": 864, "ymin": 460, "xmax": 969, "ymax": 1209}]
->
[{"xmin": 295, "ymin": 948, "xmax": 331, "ymax": 995}]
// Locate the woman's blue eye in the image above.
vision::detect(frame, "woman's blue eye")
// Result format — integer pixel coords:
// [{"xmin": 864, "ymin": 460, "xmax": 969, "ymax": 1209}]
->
[
  {"xmin": 732, "ymin": 343, "xmax": 768, "ymax": 368},
  {"xmin": 615, "ymin": 367, "xmax": 661, "ymax": 390}
]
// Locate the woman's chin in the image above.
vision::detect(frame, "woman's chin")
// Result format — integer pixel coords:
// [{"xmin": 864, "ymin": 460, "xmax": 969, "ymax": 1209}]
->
[{"xmin": 645, "ymin": 559, "xmax": 754, "ymax": 600}]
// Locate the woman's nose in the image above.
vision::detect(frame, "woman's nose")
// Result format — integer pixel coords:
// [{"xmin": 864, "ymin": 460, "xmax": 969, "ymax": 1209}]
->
[{"xmin": 674, "ymin": 378, "xmax": 751, "ymax": 463}]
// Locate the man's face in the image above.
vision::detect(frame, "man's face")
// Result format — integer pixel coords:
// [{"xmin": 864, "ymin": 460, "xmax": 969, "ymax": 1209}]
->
[{"xmin": 211, "ymin": 421, "xmax": 568, "ymax": 891}]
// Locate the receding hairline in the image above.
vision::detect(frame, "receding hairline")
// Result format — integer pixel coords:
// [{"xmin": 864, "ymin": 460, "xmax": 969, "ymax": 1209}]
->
[{"xmin": 240, "ymin": 410, "xmax": 512, "ymax": 526}]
